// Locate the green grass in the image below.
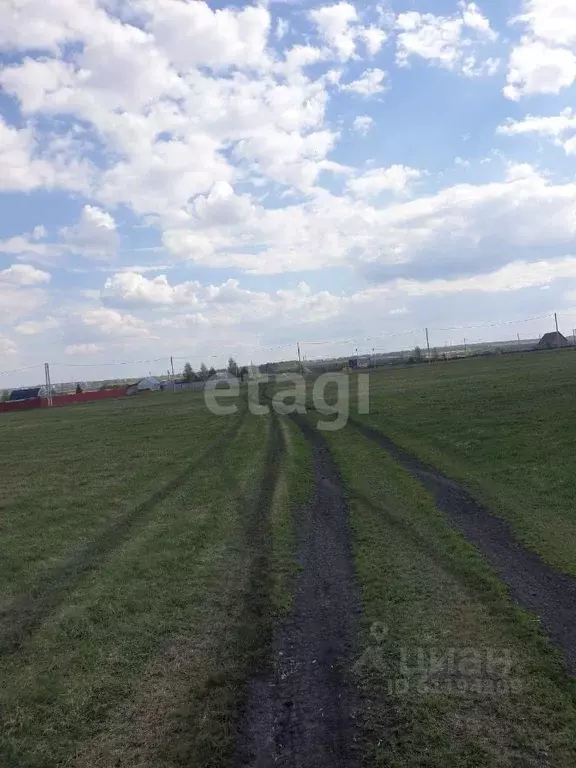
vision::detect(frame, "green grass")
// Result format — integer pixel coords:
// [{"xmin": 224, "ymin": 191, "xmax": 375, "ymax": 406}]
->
[
  {"xmin": 269, "ymin": 417, "xmax": 313, "ymax": 614},
  {"xmin": 326, "ymin": 422, "xmax": 576, "ymax": 767},
  {"xmin": 0, "ymin": 392, "xmax": 304, "ymax": 767},
  {"xmin": 5, "ymin": 352, "xmax": 576, "ymax": 767},
  {"xmin": 356, "ymin": 350, "xmax": 576, "ymax": 575}
]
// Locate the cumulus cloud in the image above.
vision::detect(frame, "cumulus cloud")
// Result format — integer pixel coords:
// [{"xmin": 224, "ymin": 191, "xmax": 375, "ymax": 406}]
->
[
  {"xmin": 341, "ymin": 68, "xmax": 387, "ymax": 96},
  {"xmin": 0, "ymin": 264, "xmax": 51, "ymax": 285},
  {"xmin": 14, "ymin": 317, "xmax": 60, "ymax": 335},
  {"xmin": 0, "ymin": 118, "xmax": 56, "ymax": 192},
  {"xmin": 505, "ymin": 1, "xmax": 576, "ymax": 99},
  {"xmin": 393, "ymin": 256, "xmax": 576, "ymax": 295},
  {"xmin": 309, "ymin": 3, "xmax": 360, "ymax": 60},
  {"xmin": 81, "ymin": 308, "xmax": 149, "ymax": 337},
  {"xmin": 498, "ymin": 108, "xmax": 576, "ymax": 154},
  {"xmin": 4, "ymin": 0, "xmax": 576, "ymax": 372},
  {"xmin": 346, "ymin": 166, "xmax": 422, "ymax": 198},
  {"xmin": 61, "ymin": 206, "xmax": 120, "ymax": 260},
  {"xmin": 396, "ymin": 2, "xmax": 497, "ymax": 76},
  {"xmin": 153, "ymin": 167, "xmax": 576, "ymax": 279},
  {"xmin": 352, "ymin": 115, "xmax": 374, "ymax": 135},
  {"xmin": 0, "ymin": 336, "xmax": 18, "ymax": 356},
  {"xmin": 64, "ymin": 343, "xmax": 103, "ymax": 355},
  {"xmin": 104, "ymin": 271, "xmax": 202, "ymax": 306},
  {"xmin": 0, "ymin": 227, "xmax": 52, "ymax": 261},
  {"xmin": 0, "ymin": 265, "xmax": 50, "ymax": 324}
]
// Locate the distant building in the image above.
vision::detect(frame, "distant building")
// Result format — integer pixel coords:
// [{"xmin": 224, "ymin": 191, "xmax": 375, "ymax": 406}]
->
[
  {"xmin": 8, "ymin": 387, "xmax": 41, "ymax": 402},
  {"xmin": 538, "ymin": 331, "xmax": 569, "ymax": 349},
  {"xmin": 126, "ymin": 376, "xmax": 162, "ymax": 395}
]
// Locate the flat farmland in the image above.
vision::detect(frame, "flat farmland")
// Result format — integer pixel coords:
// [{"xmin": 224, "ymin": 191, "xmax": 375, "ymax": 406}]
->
[
  {"xmin": 357, "ymin": 350, "xmax": 576, "ymax": 574},
  {"xmin": 0, "ymin": 392, "xmax": 308, "ymax": 766},
  {"xmin": 3, "ymin": 355, "xmax": 576, "ymax": 768}
]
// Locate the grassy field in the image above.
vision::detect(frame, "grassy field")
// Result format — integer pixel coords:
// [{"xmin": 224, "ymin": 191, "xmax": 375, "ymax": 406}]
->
[
  {"xmin": 3, "ymin": 352, "xmax": 576, "ymax": 767},
  {"xmin": 356, "ymin": 350, "xmax": 576, "ymax": 574},
  {"xmin": 0, "ymin": 392, "xmax": 309, "ymax": 767},
  {"xmin": 326, "ymin": 424, "xmax": 576, "ymax": 767}
]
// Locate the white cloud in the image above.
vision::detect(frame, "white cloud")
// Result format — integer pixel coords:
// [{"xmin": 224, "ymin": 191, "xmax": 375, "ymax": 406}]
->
[
  {"xmin": 103, "ymin": 272, "xmax": 345, "ymax": 326},
  {"xmin": 309, "ymin": 3, "xmax": 388, "ymax": 61},
  {"xmin": 347, "ymin": 166, "xmax": 422, "ymax": 197},
  {"xmin": 140, "ymin": 0, "xmax": 271, "ymax": 72},
  {"xmin": 498, "ymin": 108, "xmax": 576, "ymax": 139},
  {"xmin": 155, "ymin": 167, "xmax": 576, "ymax": 277},
  {"xmin": 0, "ymin": 225, "xmax": 53, "ymax": 262},
  {"xmin": 81, "ymin": 308, "xmax": 149, "ymax": 337},
  {"xmin": 513, "ymin": 0, "xmax": 576, "ymax": 48},
  {"xmin": 0, "ymin": 336, "xmax": 18, "ymax": 357},
  {"xmin": 0, "ymin": 118, "xmax": 55, "ymax": 192},
  {"xmin": 396, "ymin": 2, "xmax": 497, "ymax": 76},
  {"xmin": 309, "ymin": 3, "xmax": 359, "ymax": 60},
  {"xmin": 14, "ymin": 316, "xmax": 60, "ymax": 335},
  {"xmin": 104, "ymin": 271, "xmax": 201, "ymax": 306},
  {"xmin": 276, "ymin": 18, "xmax": 289, "ymax": 41},
  {"xmin": 0, "ymin": 269, "xmax": 49, "ymax": 323},
  {"xmin": 341, "ymin": 68, "xmax": 387, "ymax": 96},
  {"xmin": 498, "ymin": 108, "xmax": 576, "ymax": 153},
  {"xmin": 359, "ymin": 26, "xmax": 387, "ymax": 56},
  {"xmin": 504, "ymin": 39, "xmax": 576, "ymax": 99},
  {"xmin": 61, "ymin": 206, "xmax": 120, "ymax": 260},
  {"xmin": 5, "ymin": 0, "xmax": 576, "ymax": 372},
  {"xmin": 352, "ymin": 115, "xmax": 374, "ymax": 135},
  {"xmin": 64, "ymin": 343, "xmax": 103, "ymax": 356},
  {"xmin": 505, "ymin": 2, "xmax": 576, "ymax": 99},
  {"xmin": 0, "ymin": 264, "xmax": 51, "ymax": 285},
  {"xmin": 395, "ymin": 256, "xmax": 576, "ymax": 295}
]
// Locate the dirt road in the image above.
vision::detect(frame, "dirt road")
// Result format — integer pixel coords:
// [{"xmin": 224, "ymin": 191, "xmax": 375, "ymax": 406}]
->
[{"xmin": 237, "ymin": 419, "xmax": 362, "ymax": 768}]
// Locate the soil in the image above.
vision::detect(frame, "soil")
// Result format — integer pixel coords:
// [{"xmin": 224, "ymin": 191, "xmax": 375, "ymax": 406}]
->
[
  {"xmin": 351, "ymin": 418, "xmax": 576, "ymax": 675},
  {"xmin": 237, "ymin": 418, "xmax": 362, "ymax": 768}
]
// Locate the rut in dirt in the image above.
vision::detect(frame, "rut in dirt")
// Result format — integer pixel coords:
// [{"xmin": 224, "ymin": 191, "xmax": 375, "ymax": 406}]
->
[
  {"xmin": 237, "ymin": 417, "xmax": 362, "ymax": 768},
  {"xmin": 351, "ymin": 417, "xmax": 576, "ymax": 675}
]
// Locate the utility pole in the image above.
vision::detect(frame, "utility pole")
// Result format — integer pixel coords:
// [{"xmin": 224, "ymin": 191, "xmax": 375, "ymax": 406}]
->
[
  {"xmin": 463, "ymin": 338, "xmax": 467, "ymax": 357},
  {"xmin": 297, "ymin": 342, "xmax": 303, "ymax": 376},
  {"xmin": 355, "ymin": 347, "xmax": 359, "ymax": 367},
  {"xmin": 170, "ymin": 356, "xmax": 175, "ymax": 390},
  {"xmin": 425, "ymin": 327, "xmax": 431, "ymax": 363},
  {"xmin": 372, "ymin": 347, "xmax": 375, "ymax": 368},
  {"xmin": 44, "ymin": 362, "xmax": 53, "ymax": 407},
  {"xmin": 517, "ymin": 333, "xmax": 521, "ymax": 353},
  {"xmin": 555, "ymin": 312, "xmax": 560, "ymax": 348}
]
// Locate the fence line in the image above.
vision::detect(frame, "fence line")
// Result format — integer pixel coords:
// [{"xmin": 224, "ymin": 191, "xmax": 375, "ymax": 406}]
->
[{"xmin": 1, "ymin": 311, "xmax": 574, "ymax": 389}]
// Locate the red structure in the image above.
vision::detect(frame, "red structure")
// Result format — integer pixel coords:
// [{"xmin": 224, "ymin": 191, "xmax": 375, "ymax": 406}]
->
[
  {"xmin": 0, "ymin": 398, "xmax": 42, "ymax": 413},
  {"xmin": 0, "ymin": 388, "xmax": 128, "ymax": 413}
]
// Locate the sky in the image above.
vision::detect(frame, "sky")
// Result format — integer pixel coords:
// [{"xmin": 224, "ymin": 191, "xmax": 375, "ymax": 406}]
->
[{"xmin": 2, "ymin": 0, "xmax": 576, "ymax": 386}]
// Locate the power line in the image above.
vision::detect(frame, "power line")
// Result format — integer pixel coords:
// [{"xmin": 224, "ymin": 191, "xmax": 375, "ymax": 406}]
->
[
  {"xmin": 0, "ymin": 364, "xmax": 43, "ymax": 378},
  {"xmin": 0, "ymin": 312, "xmax": 560, "ymax": 383},
  {"xmin": 50, "ymin": 357, "xmax": 168, "ymax": 368}
]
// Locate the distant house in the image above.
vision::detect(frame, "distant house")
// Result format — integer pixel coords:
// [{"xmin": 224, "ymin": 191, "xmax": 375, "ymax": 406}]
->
[
  {"xmin": 126, "ymin": 376, "xmax": 162, "ymax": 395},
  {"xmin": 538, "ymin": 331, "xmax": 569, "ymax": 349}
]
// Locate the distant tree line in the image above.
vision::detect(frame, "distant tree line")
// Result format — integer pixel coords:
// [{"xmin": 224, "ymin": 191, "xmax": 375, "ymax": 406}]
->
[
  {"xmin": 181, "ymin": 362, "xmax": 216, "ymax": 383},
  {"xmin": 181, "ymin": 356, "xmax": 249, "ymax": 383}
]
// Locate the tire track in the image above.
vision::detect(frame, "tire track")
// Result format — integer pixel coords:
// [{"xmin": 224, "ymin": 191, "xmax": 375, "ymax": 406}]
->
[
  {"xmin": 217, "ymin": 411, "xmax": 286, "ymax": 669},
  {"xmin": 237, "ymin": 415, "xmax": 362, "ymax": 768},
  {"xmin": 71, "ymin": 411, "xmax": 283, "ymax": 768},
  {"xmin": 0, "ymin": 407, "xmax": 248, "ymax": 656},
  {"xmin": 350, "ymin": 417, "xmax": 576, "ymax": 675}
]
